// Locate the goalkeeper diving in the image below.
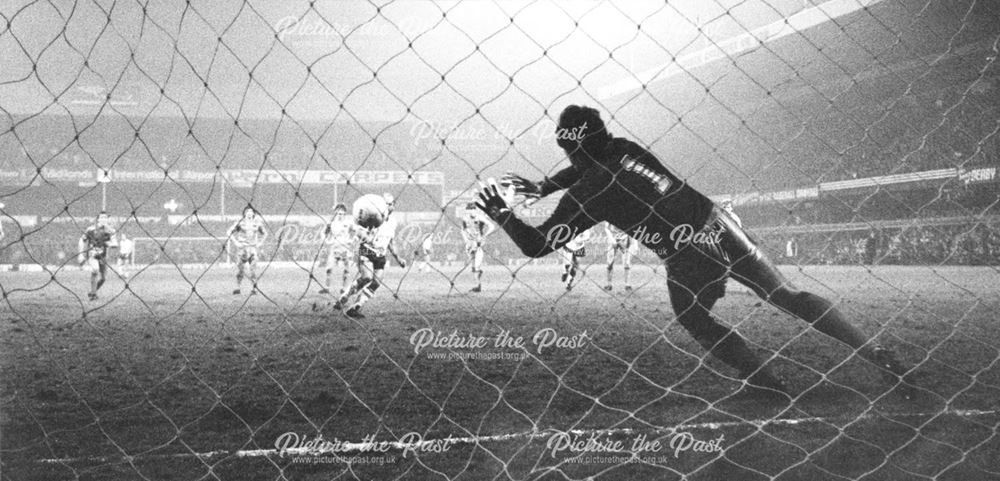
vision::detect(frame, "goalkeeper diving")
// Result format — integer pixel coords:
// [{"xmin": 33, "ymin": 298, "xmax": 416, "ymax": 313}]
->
[{"xmin": 482, "ymin": 105, "xmax": 916, "ymax": 398}]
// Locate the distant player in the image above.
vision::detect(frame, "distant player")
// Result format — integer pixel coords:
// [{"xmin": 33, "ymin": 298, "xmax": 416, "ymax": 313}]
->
[
  {"xmin": 226, "ymin": 205, "xmax": 268, "ymax": 295},
  {"xmin": 488, "ymin": 105, "xmax": 914, "ymax": 397},
  {"xmin": 78, "ymin": 211, "xmax": 116, "ymax": 301},
  {"xmin": 320, "ymin": 203, "xmax": 355, "ymax": 294},
  {"xmin": 721, "ymin": 199, "xmax": 742, "ymax": 227},
  {"xmin": 115, "ymin": 231, "xmax": 134, "ymax": 279},
  {"xmin": 604, "ymin": 223, "xmax": 637, "ymax": 291},
  {"xmin": 413, "ymin": 233, "xmax": 433, "ymax": 272},
  {"xmin": 560, "ymin": 228, "xmax": 591, "ymax": 290},
  {"xmin": 461, "ymin": 203, "xmax": 495, "ymax": 292},
  {"xmin": 335, "ymin": 193, "xmax": 406, "ymax": 318}
]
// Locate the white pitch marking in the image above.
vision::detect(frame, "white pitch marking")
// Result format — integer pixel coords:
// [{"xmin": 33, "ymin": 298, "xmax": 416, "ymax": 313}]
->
[{"xmin": 38, "ymin": 408, "xmax": 997, "ymax": 464}]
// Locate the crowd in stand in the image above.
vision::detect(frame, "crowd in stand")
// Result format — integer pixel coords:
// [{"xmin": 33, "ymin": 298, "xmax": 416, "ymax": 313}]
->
[{"xmin": 767, "ymin": 223, "xmax": 1000, "ymax": 266}]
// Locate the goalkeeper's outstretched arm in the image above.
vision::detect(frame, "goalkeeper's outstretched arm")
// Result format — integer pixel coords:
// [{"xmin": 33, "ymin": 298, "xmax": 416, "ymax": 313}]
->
[
  {"xmin": 538, "ymin": 166, "xmax": 582, "ymax": 197},
  {"xmin": 501, "ymin": 166, "xmax": 581, "ymax": 199},
  {"xmin": 477, "ymin": 180, "xmax": 597, "ymax": 258}
]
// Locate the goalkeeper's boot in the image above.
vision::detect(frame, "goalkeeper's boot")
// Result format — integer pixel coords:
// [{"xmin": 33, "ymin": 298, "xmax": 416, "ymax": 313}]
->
[
  {"xmin": 470, "ymin": 286, "xmax": 482, "ymax": 293},
  {"xmin": 232, "ymin": 289, "xmax": 241, "ymax": 295},
  {"xmin": 624, "ymin": 285, "xmax": 633, "ymax": 291},
  {"xmin": 332, "ymin": 298, "xmax": 345, "ymax": 311},
  {"xmin": 88, "ymin": 292, "xmax": 98, "ymax": 301},
  {"xmin": 603, "ymin": 285, "xmax": 613, "ymax": 291},
  {"xmin": 345, "ymin": 306, "xmax": 365, "ymax": 319},
  {"xmin": 318, "ymin": 288, "xmax": 330, "ymax": 295},
  {"xmin": 867, "ymin": 346, "xmax": 917, "ymax": 399}
]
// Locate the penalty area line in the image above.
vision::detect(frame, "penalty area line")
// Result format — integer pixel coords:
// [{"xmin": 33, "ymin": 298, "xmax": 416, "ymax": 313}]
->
[{"xmin": 38, "ymin": 408, "xmax": 997, "ymax": 464}]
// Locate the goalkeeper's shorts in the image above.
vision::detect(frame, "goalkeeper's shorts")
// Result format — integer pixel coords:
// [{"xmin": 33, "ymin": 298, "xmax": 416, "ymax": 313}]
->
[{"xmin": 665, "ymin": 207, "xmax": 785, "ymax": 303}]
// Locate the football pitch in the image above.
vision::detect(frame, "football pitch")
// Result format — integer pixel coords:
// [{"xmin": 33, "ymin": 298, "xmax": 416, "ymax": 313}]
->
[{"xmin": 2, "ymin": 262, "xmax": 999, "ymax": 480}]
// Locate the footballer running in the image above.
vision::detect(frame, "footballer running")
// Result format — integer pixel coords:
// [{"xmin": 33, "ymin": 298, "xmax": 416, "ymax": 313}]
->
[
  {"xmin": 485, "ymin": 105, "xmax": 915, "ymax": 398},
  {"xmin": 334, "ymin": 193, "xmax": 406, "ymax": 318}
]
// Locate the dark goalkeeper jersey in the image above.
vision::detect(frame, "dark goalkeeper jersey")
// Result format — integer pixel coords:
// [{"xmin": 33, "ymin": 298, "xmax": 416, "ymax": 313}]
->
[{"xmin": 498, "ymin": 137, "xmax": 715, "ymax": 259}]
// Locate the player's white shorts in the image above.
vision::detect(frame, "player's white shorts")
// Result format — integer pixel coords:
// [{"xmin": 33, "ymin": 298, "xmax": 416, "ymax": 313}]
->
[
  {"xmin": 561, "ymin": 246, "xmax": 585, "ymax": 265},
  {"xmin": 465, "ymin": 241, "xmax": 484, "ymax": 270},
  {"xmin": 236, "ymin": 245, "xmax": 259, "ymax": 263},
  {"xmin": 326, "ymin": 247, "xmax": 351, "ymax": 266},
  {"xmin": 84, "ymin": 254, "xmax": 106, "ymax": 273},
  {"xmin": 607, "ymin": 241, "xmax": 638, "ymax": 265}
]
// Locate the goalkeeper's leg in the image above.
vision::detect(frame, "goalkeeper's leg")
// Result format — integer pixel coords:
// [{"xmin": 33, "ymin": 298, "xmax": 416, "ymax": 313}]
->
[
  {"xmin": 720, "ymin": 212, "xmax": 914, "ymax": 394},
  {"xmin": 667, "ymin": 271, "xmax": 787, "ymax": 395}
]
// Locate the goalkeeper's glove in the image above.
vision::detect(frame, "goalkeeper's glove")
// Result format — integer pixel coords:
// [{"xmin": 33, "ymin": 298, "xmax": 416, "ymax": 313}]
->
[
  {"xmin": 475, "ymin": 179, "xmax": 512, "ymax": 222},
  {"xmin": 499, "ymin": 172, "xmax": 541, "ymax": 198}
]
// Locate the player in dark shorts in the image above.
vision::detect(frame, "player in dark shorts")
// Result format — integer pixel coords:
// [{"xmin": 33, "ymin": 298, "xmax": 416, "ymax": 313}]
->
[
  {"xmin": 78, "ymin": 211, "xmax": 116, "ymax": 301},
  {"xmin": 484, "ymin": 105, "xmax": 914, "ymax": 398}
]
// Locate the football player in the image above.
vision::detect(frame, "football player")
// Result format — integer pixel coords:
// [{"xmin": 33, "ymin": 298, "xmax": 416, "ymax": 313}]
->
[
  {"xmin": 413, "ymin": 233, "xmax": 433, "ymax": 272},
  {"xmin": 115, "ymin": 231, "xmax": 134, "ymax": 279},
  {"xmin": 560, "ymin": 227, "xmax": 591, "ymax": 290},
  {"xmin": 226, "ymin": 205, "xmax": 268, "ymax": 295},
  {"xmin": 721, "ymin": 199, "xmax": 742, "ymax": 228},
  {"xmin": 485, "ymin": 105, "xmax": 914, "ymax": 398},
  {"xmin": 78, "ymin": 211, "xmax": 116, "ymax": 301},
  {"xmin": 461, "ymin": 202, "xmax": 495, "ymax": 292},
  {"xmin": 321, "ymin": 203, "xmax": 355, "ymax": 294},
  {"xmin": 335, "ymin": 193, "xmax": 406, "ymax": 318},
  {"xmin": 604, "ymin": 223, "xmax": 637, "ymax": 291}
]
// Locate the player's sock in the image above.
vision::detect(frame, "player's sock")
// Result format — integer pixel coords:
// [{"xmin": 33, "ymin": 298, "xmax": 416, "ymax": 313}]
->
[{"xmin": 623, "ymin": 267, "xmax": 630, "ymax": 287}]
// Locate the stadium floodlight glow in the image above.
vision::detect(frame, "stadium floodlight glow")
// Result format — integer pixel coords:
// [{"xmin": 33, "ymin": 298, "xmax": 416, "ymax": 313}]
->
[{"xmin": 598, "ymin": 0, "xmax": 888, "ymax": 99}]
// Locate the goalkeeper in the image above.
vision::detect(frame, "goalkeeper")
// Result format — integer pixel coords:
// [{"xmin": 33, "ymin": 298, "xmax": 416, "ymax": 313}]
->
[{"xmin": 483, "ymin": 105, "xmax": 914, "ymax": 397}]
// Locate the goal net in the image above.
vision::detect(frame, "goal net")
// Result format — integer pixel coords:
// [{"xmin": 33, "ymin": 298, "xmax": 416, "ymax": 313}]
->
[{"xmin": 1, "ymin": 0, "xmax": 998, "ymax": 479}]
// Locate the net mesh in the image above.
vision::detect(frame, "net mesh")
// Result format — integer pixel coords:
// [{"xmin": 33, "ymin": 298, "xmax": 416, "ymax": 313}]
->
[{"xmin": 1, "ymin": 0, "xmax": 999, "ymax": 479}]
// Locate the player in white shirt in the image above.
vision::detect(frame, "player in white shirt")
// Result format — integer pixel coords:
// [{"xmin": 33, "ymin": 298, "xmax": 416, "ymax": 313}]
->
[
  {"xmin": 604, "ymin": 223, "xmax": 638, "ymax": 291},
  {"xmin": 115, "ymin": 231, "xmax": 135, "ymax": 279},
  {"xmin": 721, "ymin": 199, "xmax": 742, "ymax": 227},
  {"xmin": 320, "ymin": 203, "xmax": 356, "ymax": 294},
  {"xmin": 560, "ymin": 228, "xmax": 592, "ymax": 290},
  {"xmin": 334, "ymin": 193, "xmax": 406, "ymax": 318},
  {"xmin": 461, "ymin": 203, "xmax": 495, "ymax": 292},
  {"xmin": 226, "ymin": 205, "xmax": 268, "ymax": 295},
  {"xmin": 413, "ymin": 233, "xmax": 433, "ymax": 272}
]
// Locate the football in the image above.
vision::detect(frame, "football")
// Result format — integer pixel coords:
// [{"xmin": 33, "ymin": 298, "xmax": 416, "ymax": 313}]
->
[{"xmin": 352, "ymin": 194, "xmax": 389, "ymax": 229}]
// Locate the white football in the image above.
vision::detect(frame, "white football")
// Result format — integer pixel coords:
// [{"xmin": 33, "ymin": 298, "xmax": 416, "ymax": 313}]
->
[{"xmin": 353, "ymin": 194, "xmax": 389, "ymax": 229}]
